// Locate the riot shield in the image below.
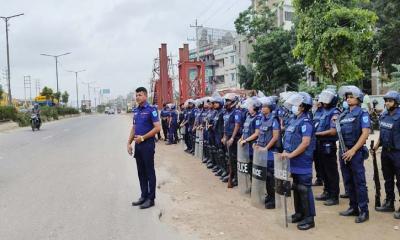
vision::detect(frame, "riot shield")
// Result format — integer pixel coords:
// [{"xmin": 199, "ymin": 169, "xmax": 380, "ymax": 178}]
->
[
  {"xmin": 194, "ymin": 129, "xmax": 200, "ymax": 158},
  {"xmin": 237, "ymin": 142, "xmax": 252, "ymax": 196},
  {"xmin": 198, "ymin": 129, "xmax": 204, "ymax": 160},
  {"xmin": 274, "ymin": 152, "xmax": 292, "ymax": 228},
  {"xmin": 251, "ymin": 147, "xmax": 268, "ymax": 208}
]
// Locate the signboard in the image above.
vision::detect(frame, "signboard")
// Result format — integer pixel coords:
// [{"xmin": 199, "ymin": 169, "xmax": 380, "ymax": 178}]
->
[{"xmin": 101, "ymin": 89, "xmax": 110, "ymax": 94}]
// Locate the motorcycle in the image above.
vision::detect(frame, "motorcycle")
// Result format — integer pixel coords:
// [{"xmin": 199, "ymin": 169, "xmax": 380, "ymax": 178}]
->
[{"xmin": 31, "ymin": 114, "xmax": 41, "ymax": 131}]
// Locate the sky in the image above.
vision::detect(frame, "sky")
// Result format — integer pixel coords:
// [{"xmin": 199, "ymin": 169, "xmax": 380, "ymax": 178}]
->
[{"xmin": 0, "ymin": 0, "xmax": 251, "ymax": 106}]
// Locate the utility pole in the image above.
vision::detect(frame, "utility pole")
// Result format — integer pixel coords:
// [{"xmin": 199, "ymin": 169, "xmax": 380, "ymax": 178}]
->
[
  {"xmin": 40, "ymin": 52, "xmax": 71, "ymax": 93},
  {"xmin": 189, "ymin": 19, "xmax": 203, "ymax": 61},
  {"xmin": 35, "ymin": 79, "xmax": 41, "ymax": 97},
  {"xmin": 67, "ymin": 69, "xmax": 85, "ymax": 109},
  {"xmin": 82, "ymin": 81, "xmax": 95, "ymax": 109},
  {"xmin": 92, "ymin": 86, "xmax": 100, "ymax": 109},
  {"xmin": 23, "ymin": 75, "xmax": 31, "ymax": 106},
  {"xmin": 1, "ymin": 13, "xmax": 24, "ymax": 105}
]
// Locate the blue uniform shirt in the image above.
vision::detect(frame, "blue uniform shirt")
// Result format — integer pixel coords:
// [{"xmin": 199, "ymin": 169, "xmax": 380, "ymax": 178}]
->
[{"xmin": 133, "ymin": 102, "xmax": 159, "ymax": 137}]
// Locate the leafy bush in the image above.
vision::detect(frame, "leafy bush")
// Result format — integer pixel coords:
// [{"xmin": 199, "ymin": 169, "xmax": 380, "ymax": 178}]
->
[
  {"xmin": 16, "ymin": 113, "xmax": 31, "ymax": 127},
  {"xmin": 56, "ymin": 106, "xmax": 79, "ymax": 116},
  {"xmin": 0, "ymin": 106, "xmax": 18, "ymax": 121}
]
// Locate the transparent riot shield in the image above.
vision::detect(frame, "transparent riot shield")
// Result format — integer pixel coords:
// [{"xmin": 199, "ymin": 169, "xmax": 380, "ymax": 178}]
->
[
  {"xmin": 274, "ymin": 152, "xmax": 292, "ymax": 228},
  {"xmin": 237, "ymin": 142, "xmax": 251, "ymax": 196},
  {"xmin": 251, "ymin": 147, "xmax": 268, "ymax": 208},
  {"xmin": 180, "ymin": 126, "xmax": 187, "ymax": 151},
  {"xmin": 194, "ymin": 129, "xmax": 200, "ymax": 158},
  {"xmin": 198, "ymin": 129, "xmax": 204, "ymax": 160}
]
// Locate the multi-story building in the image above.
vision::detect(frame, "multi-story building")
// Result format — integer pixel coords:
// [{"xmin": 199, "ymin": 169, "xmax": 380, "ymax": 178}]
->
[
  {"xmin": 252, "ymin": 0, "xmax": 294, "ymax": 30},
  {"xmin": 214, "ymin": 45, "xmax": 239, "ymax": 90}
]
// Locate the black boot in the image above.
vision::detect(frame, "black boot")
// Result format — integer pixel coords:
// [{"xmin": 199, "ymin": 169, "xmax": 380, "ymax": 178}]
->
[
  {"xmin": 291, "ymin": 183, "xmax": 304, "ymax": 223},
  {"xmin": 394, "ymin": 207, "xmax": 400, "ymax": 219},
  {"xmin": 339, "ymin": 207, "xmax": 360, "ymax": 216},
  {"xmin": 355, "ymin": 211, "xmax": 369, "ymax": 223},
  {"xmin": 315, "ymin": 191, "xmax": 329, "ymax": 201},
  {"xmin": 375, "ymin": 199, "xmax": 395, "ymax": 212},
  {"xmin": 296, "ymin": 184, "xmax": 315, "ymax": 230},
  {"xmin": 340, "ymin": 192, "xmax": 349, "ymax": 199},
  {"xmin": 324, "ymin": 197, "xmax": 339, "ymax": 206},
  {"xmin": 312, "ymin": 178, "xmax": 323, "ymax": 186}
]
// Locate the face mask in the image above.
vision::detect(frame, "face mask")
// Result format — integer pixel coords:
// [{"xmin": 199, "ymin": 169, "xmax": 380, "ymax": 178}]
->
[
  {"xmin": 342, "ymin": 101, "xmax": 349, "ymax": 109},
  {"xmin": 291, "ymin": 105, "xmax": 299, "ymax": 115}
]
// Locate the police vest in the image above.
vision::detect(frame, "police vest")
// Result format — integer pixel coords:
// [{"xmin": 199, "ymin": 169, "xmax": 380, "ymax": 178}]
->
[
  {"xmin": 242, "ymin": 113, "xmax": 257, "ymax": 140},
  {"xmin": 257, "ymin": 114, "xmax": 282, "ymax": 152},
  {"xmin": 223, "ymin": 109, "xmax": 236, "ymax": 136},
  {"xmin": 339, "ymin": 107, "xmax": 365, "ymax": 147},
  {"xmin": 379, "ymin": 109, "xmax": 400, "ymax": 150},
  {"xmin": 213, "ymin": 109, "xmax": 224, "ymax": 132},
  {"xmin": 316, "ymin": 107, "xmax": 340, "ymax": 142},
  {"xmin": 313, "ymin": 108, "xmax": 324, "ymax": 130},
  {"xmin": 284, "ymin": 115, "xmax": 313, "ymax": 158}
]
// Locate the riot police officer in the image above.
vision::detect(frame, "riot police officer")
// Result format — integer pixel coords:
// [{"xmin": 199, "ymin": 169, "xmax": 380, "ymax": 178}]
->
[
  {"xmin": 314, "ymin": 90, "xmax": 341, "ymax": 206},
  {"xmin": 202, "ymin": 97, "xmax": 214, "ymax": 165},
  {"xmin": 255, "ymin": 97, "xmax": 282, "ymax": 209},
  {"xmin": 160, "ymin": 104, "xmax": 169, "ymax": 141},
  {"xmin": 313, "ymin": 100, "xmax": 324, "ymax": 186},
  {"xmin": 222, "ymin": 93, "xmax": 242, "ymax": 188},
  {"xmin": 337, "ymin": 86, "xmax": 370, "ymax": 223},
  {"xmin": 211, "ymin": 96, "xmax": 227, "ymax": 179},
  {"xmin": 181, "ymin": 99, "xmax": 195, "ymax": 153},
  {"xmin": 282, "ymin": 92, "xmax": 316, "ymax": 230},
  {"xmin": 373, "ymin": 91, "xmax": 400, "ymax": 219},
  {"xmin": 166, "ymin": 103, "xmax": 178, "ymax": 145},
  {"xmin": 128, "ymin": 87, "xmax": 161, "ymax": 209}
]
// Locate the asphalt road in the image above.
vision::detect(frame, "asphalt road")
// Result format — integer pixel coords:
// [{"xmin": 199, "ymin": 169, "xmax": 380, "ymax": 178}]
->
[{"xmin": 0, "ymin": 114, "xmax": 187, "ymax": 240}]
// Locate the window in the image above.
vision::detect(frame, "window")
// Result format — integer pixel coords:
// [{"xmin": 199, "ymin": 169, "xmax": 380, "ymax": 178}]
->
[
  {"xmin": 285, "ymin": 11, "xmax": 293, "ymax": 22},
  {"xmin": 230, "ymin": 56, "xmax": 235, "ymax": 64}
]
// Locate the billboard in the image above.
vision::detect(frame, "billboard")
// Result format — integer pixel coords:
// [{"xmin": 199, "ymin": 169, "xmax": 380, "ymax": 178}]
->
[{"xmin": 101, "ymin": 89, "xmax": 110, "ymax": 94}]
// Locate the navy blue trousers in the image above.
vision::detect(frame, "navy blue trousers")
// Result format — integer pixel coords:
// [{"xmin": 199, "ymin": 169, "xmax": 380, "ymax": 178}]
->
[{"xmin": 134, "ymin": 139, "xmax": 156, "ymax": 200}]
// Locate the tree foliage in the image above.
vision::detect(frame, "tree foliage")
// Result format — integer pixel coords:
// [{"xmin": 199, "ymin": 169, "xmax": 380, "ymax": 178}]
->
[
  {"xmin": 0, "ymin": 85, "xmax": 3, "ymax": 101},
  {"xmin": 41, "ymin": 87, "xmax": 53, "ymax": 100},
  {"xmin": 238, "ymin": 65, "xmax": 255, "ymax": 90},
  {"xmin": 387, "ymin": 64, "xmax": 400, "ymax": 91},
  {"xmin": 61, "ymin": 91, "xmax": 69, "ymax": 104},
  {"xmin": 293, "ymin": 0, "xmax": 378, "ymax": 84}
]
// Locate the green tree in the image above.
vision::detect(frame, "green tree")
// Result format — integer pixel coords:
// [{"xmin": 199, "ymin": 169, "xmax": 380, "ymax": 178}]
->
[
  {"xmin": 293, "ymin": 0, "xmax": 378, "ymax": 84},
  {"xmin": 386, "ymin": 64, "xmax": 400, "ymax": 91},
  {"xmin": 61, "ymin": 91, "xmax": 69, "ymax": 104},
  {"xmin": 234, "ymin": 0, "xmax": 276, "ymax": 40},
  {"xmin": 53, "ymin": 92, "xmax": 61, "ymax": 102},
  {"xmin": 40, "ymin": 87, "xmax": 54, "ymax": 100},
  {"xmin": 238, "ymin": 65, "xmax": 255, "ymax": 89},
  {"xmin": 250, "ymin": 29, "xmax": 305, "ymax": 94},
  {"xmin": 0, "ymin": 85, "xmax": 3, "ymax": 101}
]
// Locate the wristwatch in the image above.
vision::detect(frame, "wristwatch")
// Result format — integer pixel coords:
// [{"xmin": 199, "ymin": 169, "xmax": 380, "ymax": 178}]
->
[{"xmin": 140, "ymin": 136, "xmax": 145, "ymax": 142}]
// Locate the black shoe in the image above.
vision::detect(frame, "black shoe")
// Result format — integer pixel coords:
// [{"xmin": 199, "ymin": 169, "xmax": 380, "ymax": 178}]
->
[
  {"xmin": 220, "ymin": 171, "xmax": 228, "ymax": 178},
  {"xmin": 215, "ymin": 169, "xmax": 222, "ymax": 176},
  {"xmin": 132, "ymin": 197, "xmax": 146, "ymax": 206},
  {"xmin": 339, "ymin": 208, "xmax": 359, "ymax": 217},
  {"xmin": 297, "ymin": 217, "xmax": 315, "ymax": 230},
  {"xmin": 139, "ymin": 199, "xmax": 155, "ymax": 209},
  {"xmin": 265, "ymin": 201, "xmax": 275, "ymax": 209},
  {"xmin": 165, "ymin": 142, "xmax": 172, "ymax": 145},
  {"xmin": 184, "ymin": 149, "xmax": 191, "ymax": 153},
  {"xmin": 212, "ymin": 167, "xmax": 219, "ymax": 173},
  {"xmin": 222, "ymin": 175, "xmax": 229, "ymax": 183},
  {"xmin": 375, "ymin": 199, "xmax": 395, "ymax": 212},
  {"xmin": 340, "ymin": 193, "xmax": 349, "ymax": 199},
  {"xmin": 355, "ymin": 212, "xmax": 369, "ymax": 223},
  {"xmin": 394, "ymin": 208, "xmax": 400, "ymax": 219},
  {"xmin": 324, "ymin": 198, "xmax": 339, "ymax": 206},
  {"xmin": 202, "ymin": 158, "xmax": 208, "ymax": 163},
  {"xmin": 291, "ymin": 213, "xmax": 303, "ymax": 223},
  {"xmin": 312, "ymin": 179, "xmax": 323, "ymax": 186},
  {"xmin": 315, "ymin": 192, "xmax": 329, "ymax": 201}
]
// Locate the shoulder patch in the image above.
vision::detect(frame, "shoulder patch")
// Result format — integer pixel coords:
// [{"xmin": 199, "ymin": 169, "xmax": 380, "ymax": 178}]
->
[
  {"xmin": 152, "ymin": 110, "xmax": 158, "ymax": 117},
  {"xmin": 235, "ymin": 115, "xmax": 239, "ymax": 120},
  {"xmin": 256, "ymin": 120, "xmax": 260, "ymax": 125},
  {"xmin": 301, "ymin": 125, "xmax": 307, "ymax": 133},
  {"xmin": 362, "ymin": 115, "xmax": 369, "ymax": 123}
]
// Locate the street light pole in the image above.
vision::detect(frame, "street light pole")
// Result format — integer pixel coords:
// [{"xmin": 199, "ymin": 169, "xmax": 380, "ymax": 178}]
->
[
  {"xmin": 82, "ymin": 81, "xmax": 95, "ymax": 109},
  {"xmin": 1, "ymin": 13, "xmax": 24, "ymax": 105},
  {"xmin": 67, "ymin": 69, "xmax": 86, "ymax": 109},
  {"xmin": 40, "ymin": 52, "xmax": 71, "ymax": 93}
]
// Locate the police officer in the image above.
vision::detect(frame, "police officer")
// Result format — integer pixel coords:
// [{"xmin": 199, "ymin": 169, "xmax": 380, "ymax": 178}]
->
[
  {"xmin": 222, "ymin": 93, "xmax": 242, "ymax": 188},
  {"xmin": 128, "ymin": 87, "xmax": 161, "ymax": 209},
  {"xmin": 181, "ymin": 99, "xmax": 196, "ymax": 153},
  {"xmin": 166, "ymin": 103, "xmax": 178, "ymax": 145},
  {"xmin": 314, "ymin": 90, "xmax": 341, "ymax": 206},
  {"xmin": 373, "ymin": 91, "xmax": 400, "ymax": 219},
  {"xmin": 337, "ymin": 86, "xmax": 370, "ymax": 223},
  {"xmin": 160, "ymin": 104, "xmax": 169, "ymax": 141},
  {"xmin": 211, "ymin": 96, "xmax": 227, "ymax": 178},
  {"xmin": 239, "ymin": 97, "xmax": 261, "ymax": 168},
  {"xmin": 255, "ymin": 97, "xmax": 282, "ymax": 209},
  {"xmin": 313, "ymin": 100, "xmax": 324, "ymax": 186},
  {"xmin": 282, "ymin": 92, "xmax": 316, "ymax": 230},
  {"xmin": 202, "ymin": 97, "xmax": 213, "ymax": 164}
]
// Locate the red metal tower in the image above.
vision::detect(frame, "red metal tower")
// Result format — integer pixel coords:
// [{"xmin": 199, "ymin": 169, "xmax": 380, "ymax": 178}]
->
[
  {"xmin": 151, "ymin": 43, "xmax": 173, "ymax": 109},
  {"xmin": 178, "ymin": 44, "xmax": 206, "ymax": 104}
]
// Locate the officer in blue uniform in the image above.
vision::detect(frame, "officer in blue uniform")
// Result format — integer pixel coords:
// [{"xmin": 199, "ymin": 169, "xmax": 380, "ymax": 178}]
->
[
  {"xmin": 166, "ymin": 103, "xmax": 178, "ymax": 145},
  {"xmin": 160, "ymin": 104, "xmax": 169, "ymax": 141},
  {"xmin": 282, "ymin": 92, "xmax": 316, "ymax": 230},
  {"xmin": 223, "ymin": 93, "xmax": 242, "ymax": 188},
  {"xmin": 211, "ymin": 96, "xmax": 227, "ymax": 178},
  {"xmin": 312, "ymin": 100, "xmax": 324, "ymax": 186},
  {"xmin": 201, "ymin": 97, "xmax": 213, "ymax": 164},
  {"xmin": 337, "ymin": 85, "xmax": 370, "ymax": 223},
  {"xmin": 239, "ymin": 97, "xmax": 261, "ymax": 164},
  {"xmin": 181, "ymin": 99, "xmax": 195, "ymax": 153},
  {"xmin": 128, "ymin": 87, "xmax": 161, "ymax": 209},
  {"xmin": 314, "ymin": 90, "xmax": 341, "ymax": 206},
  {"xmin": 255, "ymin": 97, "xmax": 282, "ymax": 209},
  {"xmin": 373, "ymin": 91, "xmax": 400, "ymax": 219}
]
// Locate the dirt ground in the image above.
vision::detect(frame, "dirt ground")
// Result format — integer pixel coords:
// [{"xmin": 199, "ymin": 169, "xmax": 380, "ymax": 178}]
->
[{"xmin": 153, "ymin": 132, "xmax": 400, "ymax": 240}]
